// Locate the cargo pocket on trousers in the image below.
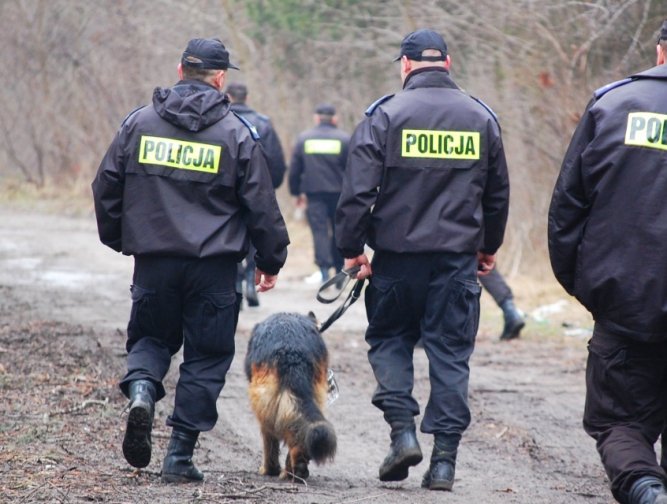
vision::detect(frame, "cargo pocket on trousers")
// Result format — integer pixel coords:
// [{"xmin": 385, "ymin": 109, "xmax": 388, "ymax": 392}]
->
[
  {"xmin": 585, "ymin": 340, "xmax": 628, "ymax": 422},
  {"xmin": 442, "ymin": 279, "xmax": 481, "ymax": 345},
  {"xmin": 127, "ymin": 284, "xmax": 157, "ymax": 344},
  {"xmin": 194, "ymin": 291, "xmax": 238, "ymax": 355},
  {"xmin": 365, "ymin": 274, "xmax": 405, "ymax": 332}
]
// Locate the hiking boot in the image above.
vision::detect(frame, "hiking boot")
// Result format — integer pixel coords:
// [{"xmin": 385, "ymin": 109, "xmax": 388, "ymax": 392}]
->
[
  {"xmin": 422, "ymin": 459, "xmax": 455, "ymax": 490},
  {"xmin": 122, "ymin": 380, "xmax": 156, "ymax": 468},
  {"xmin": 161, "ymin": 428, "xmax": 204, "ymax": 483},
  {"xmin": 499, "ymin": 299, "xmax": 525, "ymax": 340},
  {"xmin": 378, "ymin": 426, "xmax": 423, "ymax": 482},
  {"xmin": 628, "ymin": 476, "xmax": 667, "ymax": 504},
  {"xmin": 245, "ymin": 268, "xmax": 259, "ymax": 307},
  {"xmin": 421, "ymin": 434, "xmax": 458, "ymax": 491}
]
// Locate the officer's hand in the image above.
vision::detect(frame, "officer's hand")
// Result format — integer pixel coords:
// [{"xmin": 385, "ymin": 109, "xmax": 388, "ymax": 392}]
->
[
  {"xmin": 477, "ymin": 252, "xmax": 496, "ymax": 277},
  {"xmin": 295, "ymin": 195, "xmax": 307, "ymax": 209},
  {"xmin": 344, "ymin": 255, "xmax": 372, "ymax": 280},
  {"xmin": 255, "ymin": 269, "xmax": 278, "ymax": 292}
]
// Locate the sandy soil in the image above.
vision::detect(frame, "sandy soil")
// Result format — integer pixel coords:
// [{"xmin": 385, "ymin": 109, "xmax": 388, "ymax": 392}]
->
[{"xmin": 0, "ymin": 206, "xmax": 614, "ymax": 503}]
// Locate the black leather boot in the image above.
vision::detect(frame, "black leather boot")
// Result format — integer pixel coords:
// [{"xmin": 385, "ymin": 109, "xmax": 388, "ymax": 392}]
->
[
  {"xmin": 245, "ymin": 267, "xmax": 259, "ymax": 307},
  {"xmin": 378, "ymin": 424, "xmax": 423, "ymax": 482},
  {"xmin": 122, "ymin": 380, "xmax": 156, "ymax": 468},
  {"xmin": 628, "ymin": 476, "xmax": 667, "ymax": 504},
  {"xmin": 499, "ymin": 299, "xmax": 525, "ymax": 340},
  {"xmin": 421, "ymin": 434, "xmax": 458, "ymax": 491},
  {"xmin": 161, "ymin": 428, "xmax": 204, "ymax": 483}
]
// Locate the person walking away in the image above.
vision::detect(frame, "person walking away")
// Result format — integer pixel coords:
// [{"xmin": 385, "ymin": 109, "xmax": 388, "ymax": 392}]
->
[
  {"xmin": 289, "ymin": 104, "xmax": 350, "ymax": 284},
  {"xmin": 336, "ymin": 29, "xmax": 509, "ymax": 491},
  {"xmin": 226, "ymin": 82, "xmax": 287, "ymax": 307},
  {"xmin": 479, "ymin": 268, "xmax": 525, "ymax": 340},
  {"xmin": 548, "ymin": 20, "xmax": 667, "ymax": 504},
  {"xmin": 92, "ymin": 38, "xmax": 289, "ymax": 483}
]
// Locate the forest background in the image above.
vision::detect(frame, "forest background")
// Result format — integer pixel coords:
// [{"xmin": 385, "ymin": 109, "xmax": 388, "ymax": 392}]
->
[{"xmin": 0, "ymin": 0, "xmax": 664, "ymax": 277}]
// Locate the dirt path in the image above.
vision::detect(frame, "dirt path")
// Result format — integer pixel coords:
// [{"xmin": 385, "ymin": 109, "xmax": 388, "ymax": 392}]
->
[{"xmin": 0, "ymin": 207, "xmax": 613, "ymax": 503}]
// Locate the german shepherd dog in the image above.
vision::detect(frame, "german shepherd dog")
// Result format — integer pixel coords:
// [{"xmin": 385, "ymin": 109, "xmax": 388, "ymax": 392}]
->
[{"xmin": 245, "ymin": 312, "xmax": 337, "ymax": 481}]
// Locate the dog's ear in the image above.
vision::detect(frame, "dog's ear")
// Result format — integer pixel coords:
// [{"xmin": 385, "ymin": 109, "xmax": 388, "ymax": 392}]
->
[{"xmin": 307, "ymin": 311, "xmax": 321, "ymax": 330}]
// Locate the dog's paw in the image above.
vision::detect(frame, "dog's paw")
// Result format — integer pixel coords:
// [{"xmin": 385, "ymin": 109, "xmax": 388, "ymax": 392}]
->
[
  {"xmin": 279, "ymin": 467, "xmax": 309, "ymax": 483},
  {"xmin": 260, "ymin": 464, "xmax": 281, "ymax": 477}
]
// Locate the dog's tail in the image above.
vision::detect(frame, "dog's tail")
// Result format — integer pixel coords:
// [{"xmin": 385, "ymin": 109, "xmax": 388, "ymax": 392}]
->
[
  {"xmin": 281, "ymin": 357, "xmax": 337, "ymax": 464},
  {"xmin": 304, "ymin": 417, "xmax": 337, "ymax": 465}
]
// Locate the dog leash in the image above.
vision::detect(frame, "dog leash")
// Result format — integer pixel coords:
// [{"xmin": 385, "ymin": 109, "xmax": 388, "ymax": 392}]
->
[{"xmin": 316, "ymin": 266, "xmax": 365, "ymax": 334}]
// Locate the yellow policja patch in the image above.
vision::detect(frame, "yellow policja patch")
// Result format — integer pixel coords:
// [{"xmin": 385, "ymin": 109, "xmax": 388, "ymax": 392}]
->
[
  {"xmin": 138, "ymin": 136, "xmax": 221, "ymax": 173},
  {"xmin": 402, "ymin": 129, "xmax": 480, "ymax": 159},
  {"xmin": 304, "ymin": 139, "xmax": 342, "ymax": 155},
  {"xmin": 625, "ymin": 112, "xmax": 667, "ymax": 151}
]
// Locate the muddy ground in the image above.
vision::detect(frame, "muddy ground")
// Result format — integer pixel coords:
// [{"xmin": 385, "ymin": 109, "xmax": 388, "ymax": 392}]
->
[{"xmin": 0, "ymin": 205, "xmax": 616, "ymax": 503}]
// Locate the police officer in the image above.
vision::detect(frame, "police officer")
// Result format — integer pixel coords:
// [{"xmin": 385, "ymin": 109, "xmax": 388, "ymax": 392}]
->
[
  {"xmin": 289, "ymin": 104, "xmax": 350, "ymax": 283},
  {"xmin": 548, "ymin": 21, "xmax": 667, "ymax": 504},
  {"xmin": 479, "ymin": 269, "xmax": 525, "ymax": 340},
  {"xmin": 226, "ymin": 82, "xmax": 287, "ymax": 307},
  {"xmin": 336, "ymin": 29, "xmax": 509, "ymax": 490},
  {"xmin": 92, "ymin": 38, "xmax": 289, "ymax": 483}
]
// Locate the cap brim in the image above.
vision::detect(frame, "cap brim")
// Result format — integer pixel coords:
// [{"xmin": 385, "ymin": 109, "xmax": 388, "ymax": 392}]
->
[
  {"xmin": 227, "ymin": 63, "xmax": 240, "ymax": 70},
  {"xmin": 392, "ymin": 55, "xmax": 402, "ymax": 62}
]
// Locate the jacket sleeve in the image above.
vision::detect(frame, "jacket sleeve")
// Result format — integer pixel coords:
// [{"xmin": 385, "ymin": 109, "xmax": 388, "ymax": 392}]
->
[
  {"xmin": 91, "ymin": 130, "xmax": 126, "ymax": 252},
  {"xmin": 481, "ymin": 126, "xmax": 510, "ymax": 254},
  {"xmin": 259, "ymin": 121, "xmax": 287, "ymax": 189},
  {"xmin": 335, "ymin": 114, "xmax": 386, "ymax": 258},
  {"xmin": 288, "ymin": 137, "xmax": 305, "ymax": 196},
  {"xmin": 548, "ymin": 102, "xmax": 596, "ymax": 294},
  {"xmin": 238, "ymin": 142, "xmax": 290, "ymax": 275}
]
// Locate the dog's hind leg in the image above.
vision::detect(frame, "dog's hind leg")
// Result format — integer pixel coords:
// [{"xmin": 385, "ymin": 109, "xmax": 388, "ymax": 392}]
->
[
  {"xmin": 280, "ymin": 443, "xmax": 309, "ymax": 482},
  {"xmin": 259, "ymin": 428, "xmax": 281, "ymax": 476}
]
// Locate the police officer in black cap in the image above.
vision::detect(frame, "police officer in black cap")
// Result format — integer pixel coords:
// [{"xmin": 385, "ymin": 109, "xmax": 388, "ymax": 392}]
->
[
  {"xmin": 336, "ymin": 29, "xmax": 509, "ymax": 490},
  {"xmin": 92, "ymin": 37, "xmax": 289, "ymax": 483},
  {"xmin": 289, "ymin": 103, "xmax": 350, "ymax": 283},
  {"xmin": 226, "ymin": 82, "xmax": 287, "ymax": 307},
  {"xmin": 549, "ymin": 20, "xmax": 667, "ymax": 504}
]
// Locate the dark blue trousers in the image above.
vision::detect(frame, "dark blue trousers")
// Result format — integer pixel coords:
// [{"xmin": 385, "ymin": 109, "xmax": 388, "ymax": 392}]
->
[
  {"xmin": 306, "ymin": 192, "xmax": 343, "ymax": 271},
  {"xmin": 583, "ymin": 325, "xmax": 667, "ymax": 503},
  {"xmin": 478, "ymin": 268, "xmax": 513, "ymax": 306},
  {"xmin": 120, "ymin": 255, "xmax": 240, "ymax": 433},
  {"xmin": 364, "ymin": 251, "xmax": 480, "ymax": 438}
]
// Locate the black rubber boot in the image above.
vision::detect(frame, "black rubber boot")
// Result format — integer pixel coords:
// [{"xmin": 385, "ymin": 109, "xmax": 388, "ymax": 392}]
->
[
  {"xmin": 378, "ymin": 423, "xmax": 423, "ymax": 482},
  {"xmin": 245, "ymin": 268, "xmax": 259, "ymax": 307},
  {"xmin": 122, "ymin": 380, "xmax": 156, "ymax": 468},
  {"xmin": 499, "ymin": 299, "xmax": 525, "ymax": 340},
  {"xmin": 421, "ymin": 434, "xmax": 458, "ymax": 491},
  {"xmin": 628, "ymin": 476, "xmax": 667, "ymax": 504},
  {"xmin": 161, "ymin": 428, "xmax": 204, "ymax": 484}
]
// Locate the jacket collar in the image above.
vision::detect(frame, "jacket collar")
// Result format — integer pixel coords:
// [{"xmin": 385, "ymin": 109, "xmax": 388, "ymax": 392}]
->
[
  {"xmin": 632, "ymin": 64, "xmax": 667, "ymax": 80},
  {"xmin": 403, "ymin": 67, "xmax": 459, "ymax": 91}
]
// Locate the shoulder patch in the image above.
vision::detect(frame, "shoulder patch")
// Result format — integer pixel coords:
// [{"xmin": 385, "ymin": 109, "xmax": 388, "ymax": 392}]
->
[
  {"xmin": 233, "ymin": 111, "xmax": 260, "ymax": 140},
  {"xmin": 470, "ymin": 96, "xmax": 499, "ymax": 124},
  {"xmin": 120, "ymin": 105, "xmax": 147, "ymax": 127},
  {"xmin": 593, "ymin": 78, "xmax": 633, "ymax": 100},
  {"xmin": 365, "ymin": 94, "xmax": 395, "ymax": 116}
]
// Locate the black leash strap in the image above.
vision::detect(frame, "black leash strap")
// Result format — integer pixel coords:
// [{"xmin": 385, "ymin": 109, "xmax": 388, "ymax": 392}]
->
[
  {"xmin": 317, "ymin": 266, "xmax": 365, "ymax": 333},
  {"xmin": 316, "ymin": 266, "xmax": 360, "ymax": 304}
]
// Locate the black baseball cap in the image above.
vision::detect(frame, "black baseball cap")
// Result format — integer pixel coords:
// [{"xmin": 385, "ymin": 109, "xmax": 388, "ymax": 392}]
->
[
  {"xmin": 393, "ymin": 29, "xmax": 448, "ymax": 62},
  {"xmin": 315, "ymin": 103, "xmax": 336, "ymax": 115},
  {"xmin": 659, "ymin": 20, "xmax": 667, "ymax": 43},
  {"xmin": 181, "ymin": 38, "xmax": 239, "ymax": 70}
]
